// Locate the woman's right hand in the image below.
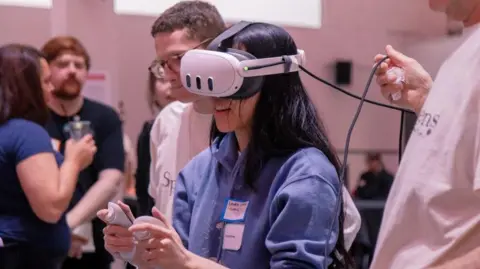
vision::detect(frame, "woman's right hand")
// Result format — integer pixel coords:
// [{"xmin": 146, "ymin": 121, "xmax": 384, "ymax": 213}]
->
[
  {"xmin": 64, "ymin": 134, "xmax": 97, "ymax": 170},
  {"xmin": 97, "ymin": 201, "xmax": 147, "ymax": 266},
  {"xmin": 374, "ymin": 45, "xmax": 433, "ymax": 114}
]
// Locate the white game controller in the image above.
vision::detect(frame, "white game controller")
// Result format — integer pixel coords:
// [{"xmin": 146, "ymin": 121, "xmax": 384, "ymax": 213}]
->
[
  {"xmin": 105, "ymin": 202, "xmax": 135, "ymax": 261},
  {"xmin": 131, "ymin": 216, "xmax": 167, "ymax": 269},
  {"xmin": 386, "ymin": 67, "xmax": 405, "ymax": 101},
  {"xmin": 132, "ymin": 216, "xmax": 167, "ymax": 241}
]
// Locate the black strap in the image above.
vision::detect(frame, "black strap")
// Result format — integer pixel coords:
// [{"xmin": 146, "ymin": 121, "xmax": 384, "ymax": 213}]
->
[{"xmin": 207, "ymin": 21, "xmax": 253, "ymax": 51}]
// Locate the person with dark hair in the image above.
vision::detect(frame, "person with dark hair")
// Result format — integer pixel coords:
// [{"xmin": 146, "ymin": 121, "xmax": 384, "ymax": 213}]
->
[
  {"xmin": 135, "ymin": 70, "xmax": 174, "ymax": 216},
  {"xmin": 105, "ymin": 22, "xmax": 355, "ymax": 269},
  {"xmin": 133, "ymin": 0, "xmax": 359, "ymax": 240},
  {"xmin": 41, "ymin": 36, "xmax": 125, "ymax": 269},
  {"xmin": 355, "ymin": 152, "xmax": 393, "ymax": 200},
  {"xmin": 0, "ymin": 44, "xmax": 96, "ymax": 268}
]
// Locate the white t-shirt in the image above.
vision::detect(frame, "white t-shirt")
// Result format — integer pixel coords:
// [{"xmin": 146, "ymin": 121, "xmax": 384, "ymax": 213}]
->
[
  {"xmin": 149, "ymin": 102, "xmax": 361, "ymax": 249},
  {"xmin": 148, "ymin": 102, "xmax": 211, "ymax": 222},
  {"xmin": 371, "ymin": 25, "xmax": 480, "ymax": 269}
]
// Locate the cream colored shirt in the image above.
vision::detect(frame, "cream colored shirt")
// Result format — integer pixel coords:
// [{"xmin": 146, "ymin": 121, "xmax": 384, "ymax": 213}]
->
[
  {"xmin": 371, "ymin": 25, "xmax": 480, "ymax": 269},
  {"xmin": 149, "ymin": 102, "xmax": 211, "ymax": 222},
  {"xmin": 149, "ymin": 102, "xmax": 361, "ymax": 248}
]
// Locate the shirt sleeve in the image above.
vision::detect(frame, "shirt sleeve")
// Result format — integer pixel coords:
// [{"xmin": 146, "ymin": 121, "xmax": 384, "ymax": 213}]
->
[
  {"xmin": 172, "ymin": 166, "xmax": 193, "ymax": 249},
  {"xmin": 13, "ymin": 120, "xmax": 55, "ymax": 164},
  {"xmin": 342, "ymin": 187, "xmax": 361, "ymax": 250},
  {"xmin": 92, "ymin": 109, "xmax": 125, "ymax": 173},
  {"xmin": 171, "ymin": 149, "xmax": 210, "ymax": 250},
  {"xmin": 266, "ymin": 175, "xmax": 340, "ymax": 269},
  {"xmin": 148, "ymin": 115, "xmax": 164, "ymax": 201}
]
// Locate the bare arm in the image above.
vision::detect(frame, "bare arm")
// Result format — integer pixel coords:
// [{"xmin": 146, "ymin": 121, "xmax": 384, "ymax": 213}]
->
[
  {"xmin": 184, "ymin": 254, "xmax": 229, "ymax": 269},
  {"xmin": 67, "ymin": 168, "xmax": 123, "ymax": 228},
  {"xmin": 430, "ymin": 247, "xmax": 480, "ymax": 269},
  {"xmin": 67, "ymin": 108, "xmax": 126, "ymax": 229},
  {"xmin": 17, "ymin": 153, "xmax": 81, "ymax": 223}
]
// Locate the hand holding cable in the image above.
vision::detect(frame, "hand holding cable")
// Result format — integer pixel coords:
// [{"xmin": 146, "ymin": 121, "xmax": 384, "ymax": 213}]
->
[{"xmin": 374, "ymin": 45, "xmax": 433, "ymax": 114}]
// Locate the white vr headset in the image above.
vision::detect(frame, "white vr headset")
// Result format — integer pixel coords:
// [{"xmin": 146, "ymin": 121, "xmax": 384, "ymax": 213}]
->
[{"xmin": 180, "ymin": 21, "xmax": 306, "ymax": 99}]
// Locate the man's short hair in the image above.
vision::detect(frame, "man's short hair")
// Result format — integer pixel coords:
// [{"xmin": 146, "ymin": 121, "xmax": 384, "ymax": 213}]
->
[
  {"xmin": 41, "ymin": 36, "xmax": 91, "ymax": 70},
  {"xmin": 151, "ymin": 0, "xmax": 226, "ymax": 42}
]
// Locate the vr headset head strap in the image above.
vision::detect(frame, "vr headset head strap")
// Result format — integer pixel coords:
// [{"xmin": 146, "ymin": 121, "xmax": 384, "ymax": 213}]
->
[{"xmin": 207, "ymin": 21, "xmax": 254, "ymax": 51}]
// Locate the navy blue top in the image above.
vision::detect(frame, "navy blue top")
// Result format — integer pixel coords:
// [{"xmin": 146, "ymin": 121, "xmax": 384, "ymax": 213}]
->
[
  {"xmin": 174, "ymin": 133, "xmax": 341, "ymax": 269},
  {"xmin": 0, "ymin": 119, "xmax": 70, "ymax": 258}
]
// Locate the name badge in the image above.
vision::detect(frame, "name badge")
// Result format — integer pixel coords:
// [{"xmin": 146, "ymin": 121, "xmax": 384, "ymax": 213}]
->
[
  {"xmin": 220, "ymin": 199, "xmax": 249, "ymax": 223},
  {"xmin": 222, "ymin": 223, "xmax": 245, "ymax": 251}
]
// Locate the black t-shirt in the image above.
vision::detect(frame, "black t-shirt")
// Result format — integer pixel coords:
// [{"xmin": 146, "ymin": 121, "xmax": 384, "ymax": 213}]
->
[
  {"xmin": 45, "ymin": 98, "xmax": 125, "ymax": 263},
  {"xmin": 356, "ymin": 169, "xmax": 394, "ymax": 200},
  {"xmin": 135, "ymin": 120, "xmax": 155, "ymax": 216}
]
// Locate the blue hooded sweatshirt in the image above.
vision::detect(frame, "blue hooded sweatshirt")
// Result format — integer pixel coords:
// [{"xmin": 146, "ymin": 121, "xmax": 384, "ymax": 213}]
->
[{"xmin": 173, "ymin": 133, "xmax": 341, "ymax": 269}]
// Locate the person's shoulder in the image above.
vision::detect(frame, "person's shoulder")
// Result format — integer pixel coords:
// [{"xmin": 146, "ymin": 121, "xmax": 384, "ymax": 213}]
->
[
  {"xmin": 83, "ymin": 98, "xmax": 116, "ymax": 112},
  {"xmin": 161, "ymin": 101, "xmax": 189, "ymax": 119},
  {"xmin": 360, "ymin": 171, "xmax": 370, "ymax": 179},
  {"xmin": 152, "ymin": 102, "xmax": 187, "ymax": 127},
  {"xmin": 3, "ymin": 118, "xmax": 49, "ymax": 136},
  {"xmin": 187, "ymin": 103, "xmax": 212, "ymax": 126},
  {"xmin": 83, "ymin": 98, "xmax": 120, "ymax": 121},
  {"xmin": 1, "ymin": 119, "xmax": 54, "ymax": 162},
  {"xmin": 138, "ymin": 120, "xmax": 154, "ymax": 138},
  {"xmin": 0, "ymin": 119, "xmax": 50, "ymax": 148},
  {"xmin": 180, "ymin": 147, "xmax": 214, "ymax": 178},
  {"xmin": 278, "ymin": 147, "xmax": 340, "ymax": 189},
  {"xmin": 151, "ymin": 102, "xmax": 188, "ymax": 135}
]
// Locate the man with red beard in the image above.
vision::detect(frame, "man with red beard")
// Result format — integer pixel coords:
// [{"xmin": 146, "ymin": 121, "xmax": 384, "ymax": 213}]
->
[{"xmin": 42, "ymin": 36, "xmax": 125, "ymax": 269}]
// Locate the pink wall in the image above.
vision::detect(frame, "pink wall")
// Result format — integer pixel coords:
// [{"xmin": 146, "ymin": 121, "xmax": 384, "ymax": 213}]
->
[{"xmin": 0, "ymin": 0, "xmax": 448, "ymax": 188}]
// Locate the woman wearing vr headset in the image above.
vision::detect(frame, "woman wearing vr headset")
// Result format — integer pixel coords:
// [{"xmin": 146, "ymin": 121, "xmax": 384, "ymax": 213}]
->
[{"xmin": 106, "ymin": 22, "xmax": 353, "ymax": 269}]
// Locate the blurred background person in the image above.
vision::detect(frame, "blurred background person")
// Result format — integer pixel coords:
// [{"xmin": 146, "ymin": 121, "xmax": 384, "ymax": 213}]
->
[
  {"xmin": 117, "ymin": 100, "xmax": 137, "ymax": 199},
  {"xmin": 135, "ymin": 70, "xmax": 173, "ymax": 216},
  {"xmin": 42, "ymin": 36, "xmax": 125, "ymax": 269},
  {"xmin": 355, "ymin": 152, "xmax": 394, "ymax": 200},
  {"xmin": 0, "ymin": 44, "xmax": 96, "ymax": 268}
]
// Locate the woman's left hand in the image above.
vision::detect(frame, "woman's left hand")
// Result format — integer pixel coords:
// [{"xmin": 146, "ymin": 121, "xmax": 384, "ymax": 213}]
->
[{"xmin": 129, "ymin": 207, "xmax": 193, "ymax": 269}]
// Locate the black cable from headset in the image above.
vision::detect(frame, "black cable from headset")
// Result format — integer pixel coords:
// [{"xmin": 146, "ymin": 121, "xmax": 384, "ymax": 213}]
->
[
  {"xmin": 398, "ymin": 111, "xmax": 405, "ymax": 163},
  {"xmin": 249, "ymin": 56, "xmax": 408, "ymax": 267},
  {"xmin": 299, "ymin": 66, "xmax": 413, "ymax": 114},
  {"xmin": 305, "ymin": 56, "xmax": 390, "ymax": 268}
]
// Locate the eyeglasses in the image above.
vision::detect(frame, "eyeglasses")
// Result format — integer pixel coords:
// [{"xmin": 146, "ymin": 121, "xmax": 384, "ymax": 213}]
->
[{"xmin": 148, "ymin": 38, "xmax": 213, "ymax": 79}]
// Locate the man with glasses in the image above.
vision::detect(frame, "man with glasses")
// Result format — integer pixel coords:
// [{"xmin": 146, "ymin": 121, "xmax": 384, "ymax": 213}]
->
[
  {"xmin": 42, "ymin": 36, "xmax": 125, "ymax": 269},
  {"xmin": 146, "ymin": 0, "xmax": 361, "ymax": 251},
  {"xmin": 146, "ymin": 1, "xmax": 225, "ymax": 223}
]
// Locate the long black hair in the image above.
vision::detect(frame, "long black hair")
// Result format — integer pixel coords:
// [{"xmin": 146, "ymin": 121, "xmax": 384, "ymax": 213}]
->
[{"xmin": 209, "ymin": 23, "xmax": 354, "ymax": 268}]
